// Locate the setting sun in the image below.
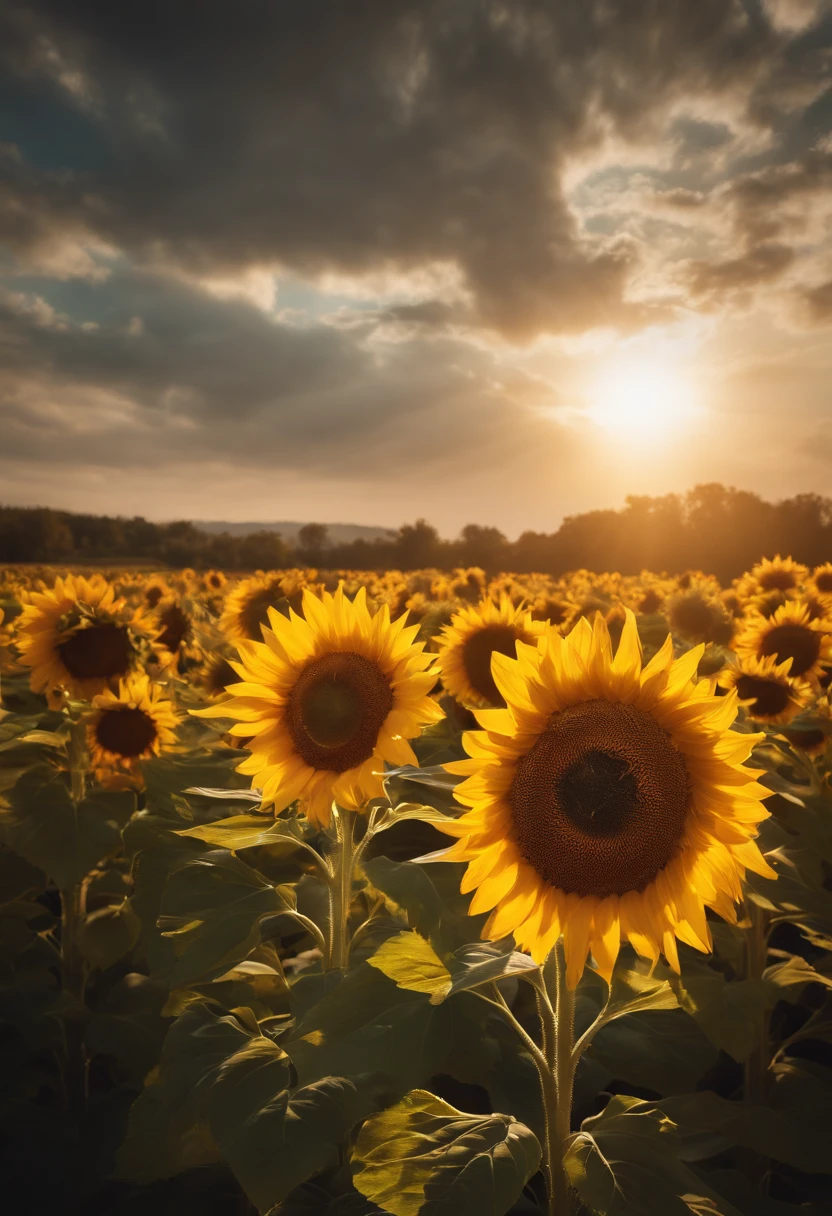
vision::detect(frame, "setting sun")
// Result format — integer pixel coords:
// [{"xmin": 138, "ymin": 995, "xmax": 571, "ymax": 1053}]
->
[{"xmin": 587, "ymin": 353, "xmax": 700, "ymax": 446}]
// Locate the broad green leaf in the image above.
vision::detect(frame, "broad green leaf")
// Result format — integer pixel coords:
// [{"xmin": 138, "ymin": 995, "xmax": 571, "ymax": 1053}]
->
[
  {"xmin": 590, "ymin": 1009, "xmax": 718, "ymax": 1097},
  {"xmin": 175, "ymin": 813, "xmax": 322, "ymax": 865},
  {"xmin": 286, "ymin": 963, "xmax": 455, "ymax": 1100},
  {"xmin": 763, "ymin": 954, "xmax": 832, "ymax": 995},
  {"xmin": 366, "ymin": 932, "xmax": 452, "ymax": 1002},
  {"xmin": 352, "ymin": 1088, "xmax": 541, "ymax": 1216},
  {"xmin": 141, "ymin": 749, "xmax": 249, "ymax": 814},
  {"xmin": 77, "ymin": 899, "xmax": 140, "ymax": 970},
  {"xmin": 116, "ymin": 1002, "xmax": 251, "ymax": 1181},
  {"xmin": 157, "ymin": 849, "xmax": 292, "ymax": 986},
  {"xmin": 606, "ymin": 965, "xmax": 680, "ymax": 1019},
  {"xmin": 209, "ymin": 1038, "xmax": 383, "ymax": 1211},
  {"xmin": 0, "ymin": 766, "xmax": 135, "ymax": 889},
  {"xmin": 565, "ymin": 1095, "xmax": 742, "ymax": 1216},
  {"xmin": 669, "ymin": 952, "xmax": 775, "ymax": 1063},
  {"xmin": 84, "ymin": 972, "xmax": 169, "ymax": 1090},
  {"xmin": 373, "ymin": 803, "xmax": 458, "ymax": 834},
  {"xmin": 362, "ymin": 856, "xmax": 487, "ymax": 954}
]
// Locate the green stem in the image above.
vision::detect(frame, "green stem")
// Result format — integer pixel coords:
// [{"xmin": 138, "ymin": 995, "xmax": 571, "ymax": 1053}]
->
[
  {"xmin": 744, "ymin": 901, "xmax": 771, "ymax": 1107},
  {"xmin": 69, "ymin": 717, "xmax": 88, "ymax": 803},
  {"xmin": 546, "ymin": 941, "xmax": 576, "ymax": 1216},
  {"xmin": 60, "ymin": 882, "xmax": 87, "ymax": 1114},
  {"xmin": 326, "ymin": 807, "xmax": 356, "ymax": 970}
]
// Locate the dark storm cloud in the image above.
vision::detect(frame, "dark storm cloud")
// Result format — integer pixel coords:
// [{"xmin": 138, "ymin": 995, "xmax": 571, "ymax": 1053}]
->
[
  {"xmin": 1, "ymin": 0, "xmax": 815, "ymax": 338},
  {"xmin": 0, "ymin": 269, "xmax": 561, "ymax": 477}
]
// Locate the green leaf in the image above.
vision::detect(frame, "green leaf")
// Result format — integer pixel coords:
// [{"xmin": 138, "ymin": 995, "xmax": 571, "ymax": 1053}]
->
[
  {"xmin": 366, "ymin": 932, "xmax": 452, "ymax": 1002},
  {"xmin": 669, "ymin": 953, "xmax": 775, "ymax": 1063},
  {"xmin": 141, "ymin": 749, "xmax": 250, "ymax": 814},
  {"xmin": 208, "ymin": 1038, "xmax": 382, "ymax": 1212},
  {"xmin": 0, "ymin": 766, "xmax": 135, "ymax": 888},
  {"xmin": 352, "ymin": 1088, "xmax": 541, "ymax": 1216},
  {"xmin": 286, "ymin": 963, "xmax": 454, "ymax": 1100},
  {"xmin": 362, "ymin": 856, "xmax": 486, "ymax": 954},
  {"xmin": 175, "ymin": 813, "xmax": 322, "ymax": 865},
  {"xmin": 590, "ymin": 1007, "xmax": 718, "ymax": 1097},
  {"xmin": 565, "ymin": 1095, "xmax": 742, "ymax": 1216},
  {"xmin": 157, "ymin": 849, "xmax": 291, "ymax": 987},
  {"xmin": 373, "ymin": 803, "xmax": 458, "ymax": 834},
  {"xmin": 77, "ymin": 899, "xmax": 140, "ymax": 970},
  {"xmin": 442, "ymin": 943, "xmax": 539, "ymax": 1001},
  {"xmin": 116, "ymin": 1002, "xmax": 250, "ymax": 1181},
  {"xmin": 763, "ymin": 954, "xmax": 832, "ymax": 996}
]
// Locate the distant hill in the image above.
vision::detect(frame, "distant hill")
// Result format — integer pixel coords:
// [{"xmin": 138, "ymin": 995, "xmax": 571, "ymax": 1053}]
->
[{"xmin": 193, "ymin": 520, "xmax": 396, "ymax": 544}]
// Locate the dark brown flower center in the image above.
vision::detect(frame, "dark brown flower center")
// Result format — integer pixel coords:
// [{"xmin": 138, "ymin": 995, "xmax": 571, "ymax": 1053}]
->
[
  {"xmin": 461, "ymin": 624, "xmax": 524, "ymax": 706},
  {"xmin": 639, "ymin": 589, "xmax": 663, "ymax": 615},
  {"xmin": 95, "ymin": 706, "xmax": 157, "ymax": 757},
  {"xmin": 58, "ymin": 622, "xmax": 133, "ymax": 682},
  {"xmin": 205, "ymin": 657, "xmax": 237, "ymax": 695},
  {"xmin": 759, "ymin": 568, "xmax": 798, "ymax": 591},
  {"xmin": 735, "ymin": 674, "xmax": 791, "ymax": 718},
  {"xmin": 146, "ymin": 585, "xmax": 164, "ymax": 608},
  {"xmin": 759, "ymin": 623, "xmax": 820, "ymax": 677},
  {"xmin": 239, "ymin": 584, "xmax": 288, "ymax": 640},
  {"xmin": 670, "ymin": 594, "xmax": 717, "ymax": 640},
  {"xmin": 286, "ymin": 651, "xmax": 393, "ymax": 773},
  {"xmin": 509, "ymin": 699, "xmax": 690, "ymax": 898},
  {"xmin": 158, "ymin": 603, "xmax": 191, "ymax": 652},
  {"xmin": 815, "ymin": 571, "xmax": 832, "ymax": 593}
]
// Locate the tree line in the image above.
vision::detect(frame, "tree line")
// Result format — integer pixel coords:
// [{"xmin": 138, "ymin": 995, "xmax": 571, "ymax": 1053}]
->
[{"xmin": 1, "ymin": 484, "xmax": 830, "ymax": 582}]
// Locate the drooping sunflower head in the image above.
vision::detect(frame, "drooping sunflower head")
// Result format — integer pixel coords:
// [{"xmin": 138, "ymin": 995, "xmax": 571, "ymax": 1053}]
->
[
  {"xmin": 88, "ymin": 671, "xmax": 178, "ymax": 783},
  {"xmin": 201, "ymin": 652, "xmax": 239, "ymax": 698},
  {"xmin": 438, "ymin": 611, "xmax": 773, "ymax": 987},
  {"xmin": 719, "ymin": 654, "xmax": 811, "ymax": 724},
  {"xmin": 143, "ymin": 576, "xmax": 170, "ymax": 611},
  {"xmin": 199, "ymin": 585, "xmax": 444, "ymax": 826},
  {"xmin": 153, "ymin": 596, "xmax": 199, "ymax": 670},
  {"xmin": 531, "ymin": 595, "xmax": 575, "ymax": 627},
  {"xmin": 14, "ymin": 574, "xmax": 156, "ymax": 702},
  {"xmin": 735, "ymin": 601, "xmax": 832, "ymax": 686},
  {"xmin": 435, "ymin": 596, "xmax": 544, "ymax": 709}
]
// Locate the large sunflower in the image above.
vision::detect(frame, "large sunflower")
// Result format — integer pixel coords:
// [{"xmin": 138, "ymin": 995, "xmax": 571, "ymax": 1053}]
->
[
  {"xmin": 200, "ymin": 585, "xmax": 443, "ymax": 826},
  {"xmin": 719, "ymin": 654, "xmax": 810, "ymax": 724},
  {"xmin": 744, "ymin": 555, "xmax": 808, "ymax": 595},
  {"xmin": 437, "ymin": 612, "xmax": 773, "ymax": 988},
  {"xmin": 14, "ymin": 574, "xmax": 156, "ymax": 702},
  {"xmin": 436, "ymin": 596, "xmax": 544, "ymax": 709},
  {"xmin": 735, "ymin": 601, "xmax": 832, "ymax": 687},
  {"xmin": 88, "ymin": 672, "xmax": 178, "ymax": 783}
]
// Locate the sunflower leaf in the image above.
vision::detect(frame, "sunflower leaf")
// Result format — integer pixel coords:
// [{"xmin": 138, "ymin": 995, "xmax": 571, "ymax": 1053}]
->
[
  {"xmin": 366, "ymin": 931, "xmax": 452, "ymax": 1002},
  {"xmin": 565, "ymin": 1095, "xmax": 743, "ymax": 1216},
  {"xmin": 351, "ymin": 1088, "xmax": 541, "ymax": 1216}
]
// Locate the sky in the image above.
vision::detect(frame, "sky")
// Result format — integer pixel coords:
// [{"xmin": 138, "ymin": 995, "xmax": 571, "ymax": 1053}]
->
[{"xmin": 1, "ymin": 0, "xmax": 832, "ymax": 539}]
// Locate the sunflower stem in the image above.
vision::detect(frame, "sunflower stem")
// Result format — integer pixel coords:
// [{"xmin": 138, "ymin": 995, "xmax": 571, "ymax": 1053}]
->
[
  {"xmin": 742, "ymin": 900, "xmax": 772, "ymax": 1189},
  {"xmin": 60, "ymin": 881, "xmax": 88, "ymax": 1115},
  {"xmin": 533, "ymin": 943, "xmax": 575, "ymax": 1216},
  {"xmin": 327, "ymin": 806, "xmax": 356, "ymax": 970},
  {"xmin": 69, "ymin": 716, "xmax": 88, "ymax": 804}
]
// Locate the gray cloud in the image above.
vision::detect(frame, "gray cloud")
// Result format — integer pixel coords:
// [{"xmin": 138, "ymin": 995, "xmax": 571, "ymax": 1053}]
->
[{"xmin": 1, "ymin": 0, "xmax": 815, "ymax": 338}]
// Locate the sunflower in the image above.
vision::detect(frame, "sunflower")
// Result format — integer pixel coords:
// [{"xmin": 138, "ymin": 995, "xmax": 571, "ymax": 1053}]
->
[
  {"xmin": 203, "ymin": 569, "xmax": 228, "ymax": 595},
  {"xmin": 200, "ymin": 652, "xmax": 239, "ymax": 698},
  {"xmin": 88, "ymin": 671, "xmax": 178, "ymax": 782},
  {"xmin": 719, "ymin": 654, "xmax": 811, "ymax": 724},
  {"xmin": 667, "ymin": 585, "xmax": 734, "ymax": 646},
  {"xmin": 746, "ymin": 555, "xmax": 808, "ymax": 595},
  {"xmin": 735, "ymin": 601, "xmax": 832, "ymax": 687},
  {"xmin": 436, "ymin": 596, "xmax": 544, "ymax": 709},
  {"xmin": 220, "ymin": 573, "xmax": 314, "ymax": 645},
  {"xmin": 143, "ymin": 575, "xmax": 170, "ymax": 610},
  {"xmin": 14, "ymin": 574, "xmax": 156, "ymax": 702},
  {"xmin": 436, "ymin": 611, "xmax": 773, "ymax": 987},
  {"xmin": 810, "ymin": 563, "xmax": 832, "ymax": 598},
  {"xmin": 199, "ymin": 585, "xmax": 443, "ymax": 826},
  {"xmin": 153, "ymin": 596, "xmax": 202, "ymax": 671}
]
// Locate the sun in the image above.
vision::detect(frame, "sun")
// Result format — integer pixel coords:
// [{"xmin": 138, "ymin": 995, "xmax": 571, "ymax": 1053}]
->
[{"xmin": 587, "ymin": 353, "xmax": 700, "ymax": 446}]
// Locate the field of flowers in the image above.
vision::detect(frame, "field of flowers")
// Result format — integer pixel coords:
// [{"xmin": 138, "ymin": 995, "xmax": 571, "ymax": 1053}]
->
[{"xmin": 1, "ymin": 558, "xmax": 831, "ymax": 1216}]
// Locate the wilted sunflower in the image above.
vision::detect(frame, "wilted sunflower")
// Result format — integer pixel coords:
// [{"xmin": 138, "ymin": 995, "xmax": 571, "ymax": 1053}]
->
[
  {"xmin": 14, "ymin": 574, "xmax": 155, "ymax": 702},
  {"xmin": 719, "ymin": 654, "xmax": 810, "ymax": 724},
  {"xmin": 436, "ymin": 596, "xmax": 544, "ymax": 709},
  {"xmin": 199, "ymin": 585, "xmax": 443, "ymax": 826},
  {"xmin": 437, "ymin": 611, "xmax": 773, "ymax": 987},
  {"xmin": 88, "ymin": 672, "xmax": 178, "ymax": 781},
  {"xmin": 736, "ymin": 601, "xmax": 832, "ymax": 687},
  {"xmin": 221, "ymin": 573, "xmax": 311, "ymax": 644}
]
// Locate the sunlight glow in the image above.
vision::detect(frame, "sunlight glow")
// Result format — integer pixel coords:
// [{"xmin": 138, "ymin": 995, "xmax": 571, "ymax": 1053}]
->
[{"xmin": 587, "ymin": 353, "xmax": 700, "ymax": 447}]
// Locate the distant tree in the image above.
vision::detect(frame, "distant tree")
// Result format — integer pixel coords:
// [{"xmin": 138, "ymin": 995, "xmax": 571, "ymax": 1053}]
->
[
  {"xmin": 395, "ymin": 519, "xmax": 440, "ymax": 570},
  {"xmin": 297, "ymin": 523, "xmax": 330, "ymax": 565},
  {"xmin": 235, "ymin": 530, "xmax": 291, "ymax": 571},
  {"xmin": 457, "ymin": 524, "xmax": 509, "ymax": 573}
]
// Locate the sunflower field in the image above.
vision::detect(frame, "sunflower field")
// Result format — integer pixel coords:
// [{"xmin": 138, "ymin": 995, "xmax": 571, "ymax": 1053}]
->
[{"xmin": 1, "ymin": 558, "xmax": 832, "ymax": 1216}]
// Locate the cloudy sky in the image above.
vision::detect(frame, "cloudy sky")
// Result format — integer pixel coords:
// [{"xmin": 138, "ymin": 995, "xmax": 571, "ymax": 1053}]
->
[{"xmin": 2, "ymin": 1, "xmax": 832, "ymax": 537}]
